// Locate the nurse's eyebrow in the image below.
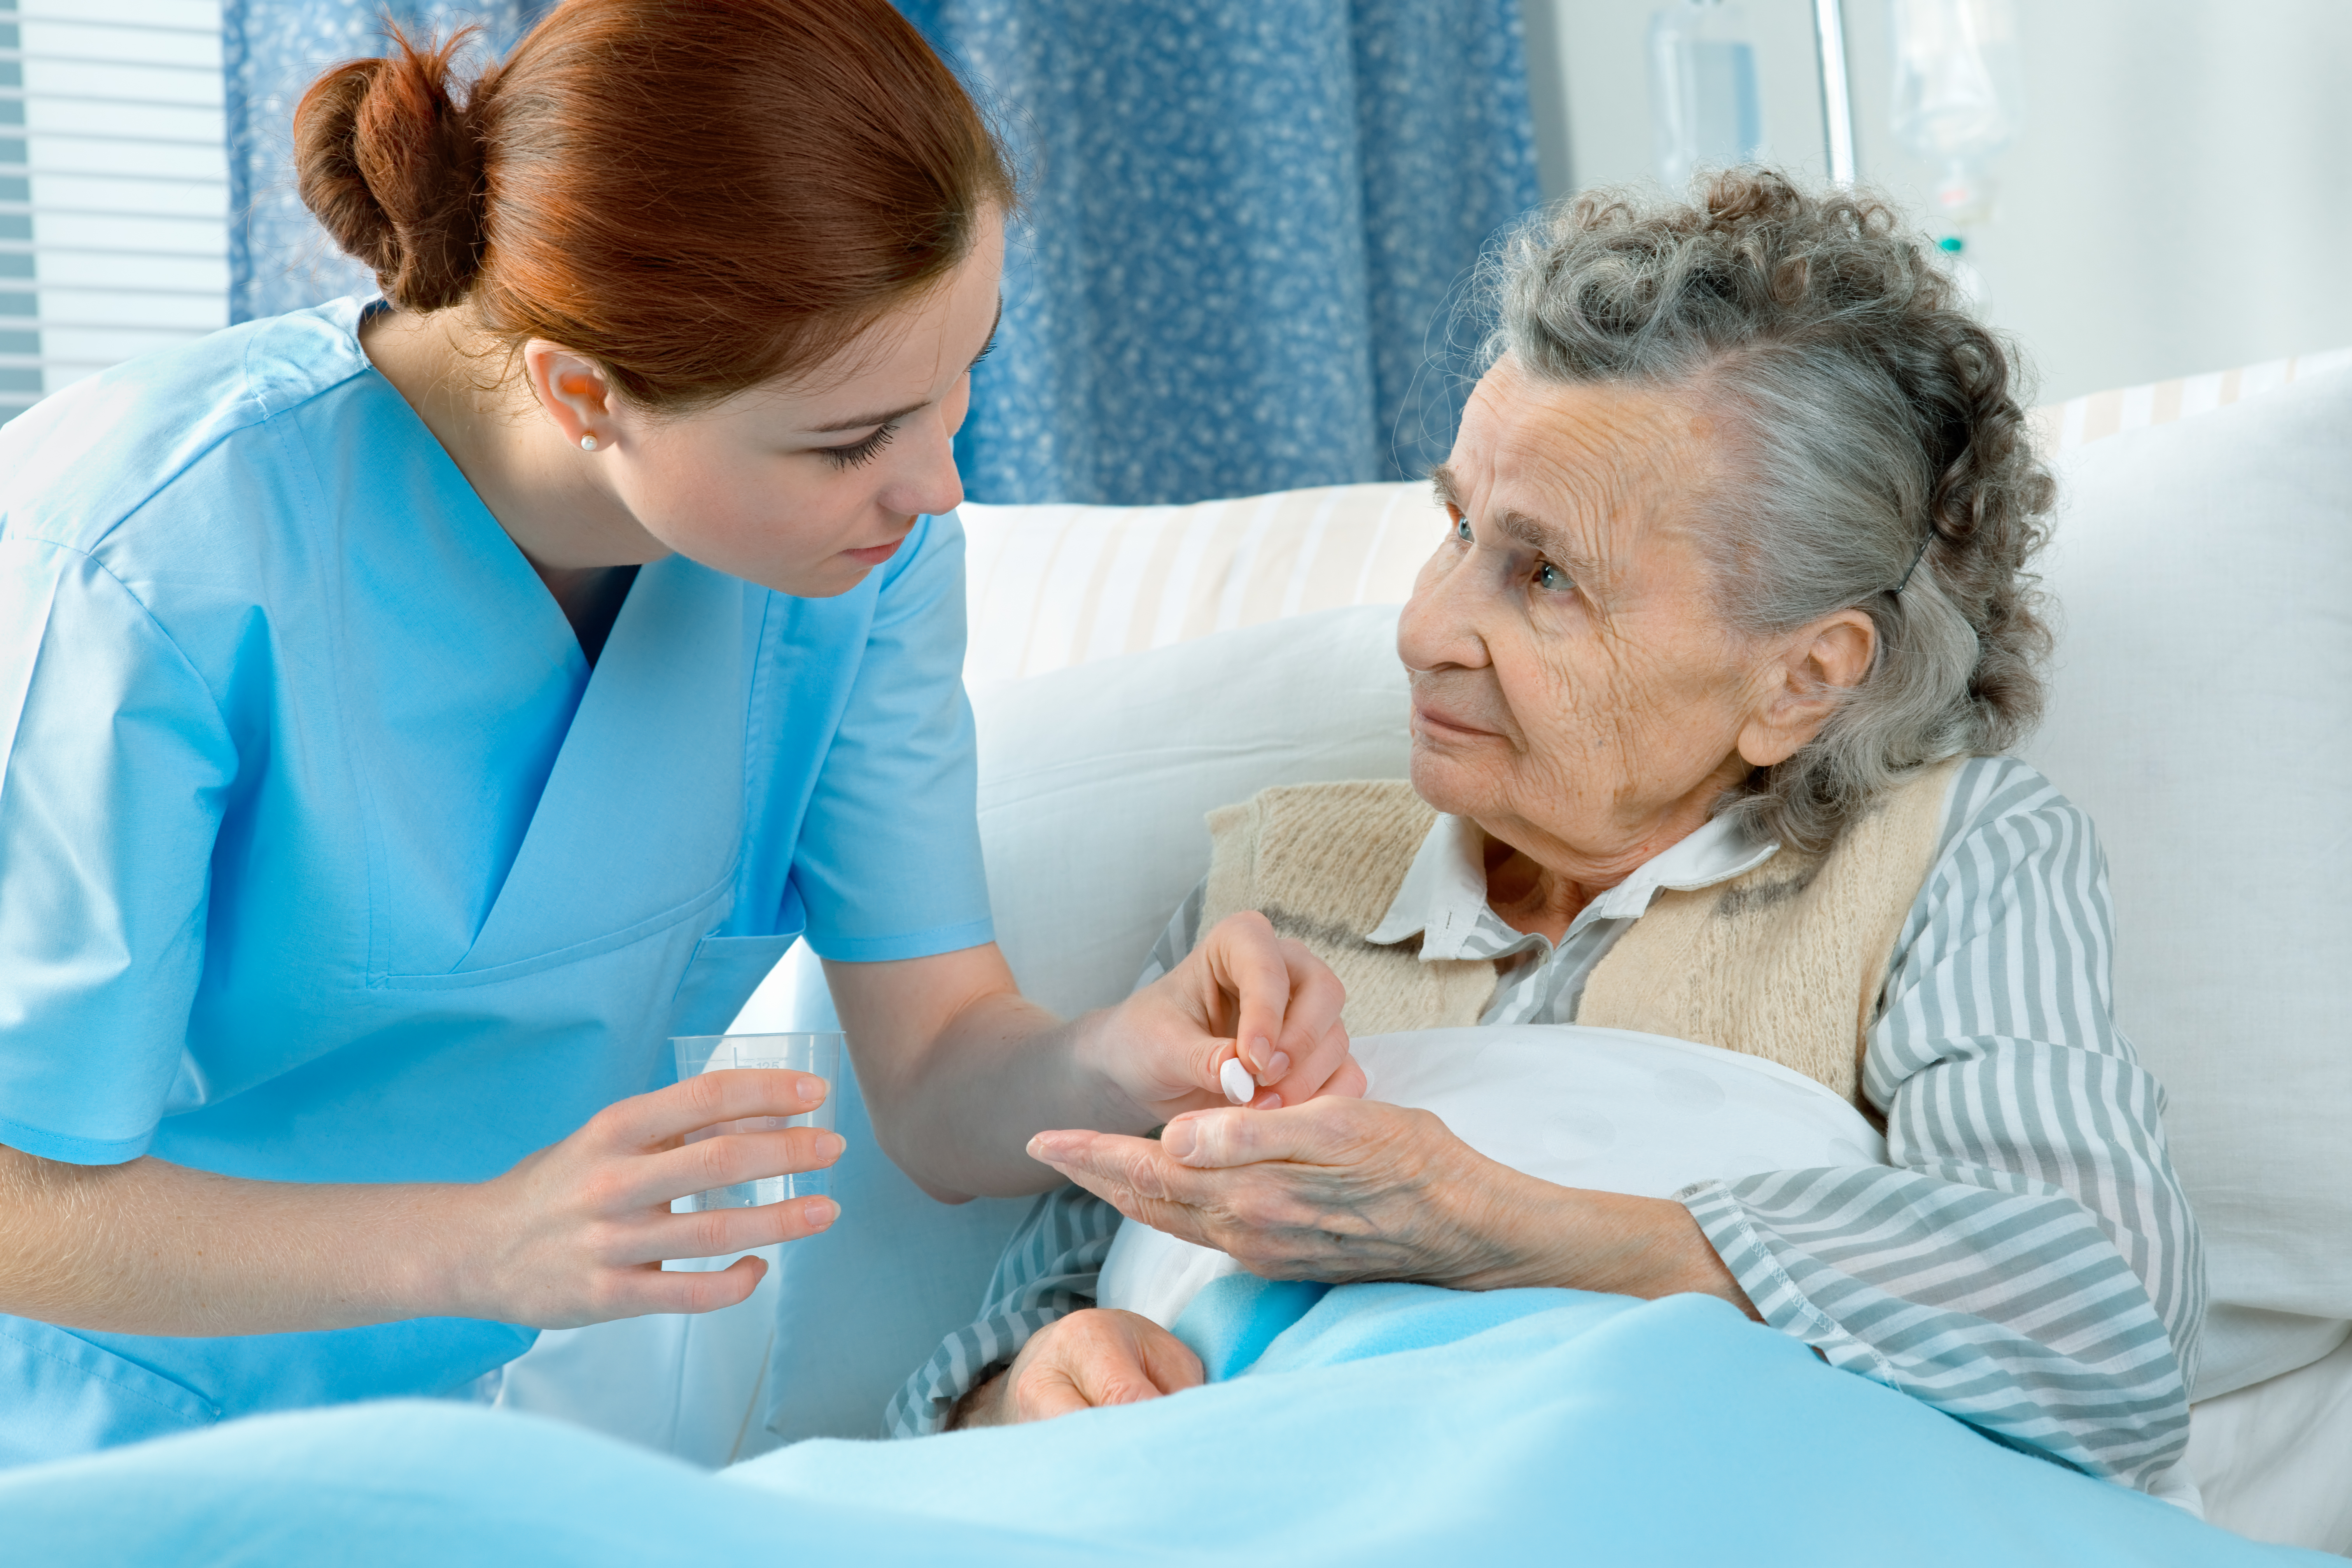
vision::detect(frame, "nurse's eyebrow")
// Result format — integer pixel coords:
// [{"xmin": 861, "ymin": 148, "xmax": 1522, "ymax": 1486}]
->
[{"xmin": 807, "ymin": 298, "xmax": 1003, "ymax": 434}]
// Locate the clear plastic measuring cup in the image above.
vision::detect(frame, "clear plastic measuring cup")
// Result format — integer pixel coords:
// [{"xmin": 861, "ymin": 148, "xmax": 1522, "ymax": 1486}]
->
[{"xmin": 668, "ymin": 1032, "xmax": 843, "ymax": 1211}]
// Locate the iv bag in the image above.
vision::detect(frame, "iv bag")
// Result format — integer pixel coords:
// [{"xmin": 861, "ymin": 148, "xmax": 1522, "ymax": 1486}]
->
[
  {"xmin": 1650, "ymin": 0, "xmax": 1763, "ymax": 192},
  {"xmin": 1890, "ymin": 0, "xmax": 2024, "ymax": 223}
]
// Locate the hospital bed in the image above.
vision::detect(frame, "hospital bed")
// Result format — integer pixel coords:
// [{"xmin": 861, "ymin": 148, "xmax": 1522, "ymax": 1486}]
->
[{"xmin": 502, "ymin": 350, "xmax": 2352, "ymax": 1555}]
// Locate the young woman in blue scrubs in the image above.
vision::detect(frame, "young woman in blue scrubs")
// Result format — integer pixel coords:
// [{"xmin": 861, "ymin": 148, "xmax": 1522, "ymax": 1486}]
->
[{"xmin": 0, "ymin": 0, "xmax": 1349, "ymax": 1464}]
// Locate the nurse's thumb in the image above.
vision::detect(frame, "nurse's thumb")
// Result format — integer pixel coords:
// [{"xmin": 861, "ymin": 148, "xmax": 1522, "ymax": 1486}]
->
[{"xmin": 1188, "ymin": 1037, "xmax": 1276, "ymax": 1109}]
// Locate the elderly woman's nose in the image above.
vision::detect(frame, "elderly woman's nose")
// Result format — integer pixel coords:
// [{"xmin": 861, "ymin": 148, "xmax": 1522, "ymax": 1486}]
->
[{"xmin": 1398, "ymin": 566, "xmax": 1492, "ymax": 673}]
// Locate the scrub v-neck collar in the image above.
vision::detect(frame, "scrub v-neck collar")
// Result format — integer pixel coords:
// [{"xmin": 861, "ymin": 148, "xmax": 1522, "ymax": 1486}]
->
[
  {"xmin": 333, "ymin": 297, "xmax": 755, "ymax": 976},
  {"xmin": 344, "ymin": 296, "xmax": 602, "ymax": 686}
]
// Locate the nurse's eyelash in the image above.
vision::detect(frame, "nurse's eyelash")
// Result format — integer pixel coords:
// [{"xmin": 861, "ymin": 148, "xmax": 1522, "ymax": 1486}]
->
[{"xmin": 820, "ymin": 422, "xmax": 898, "ymax": 470}]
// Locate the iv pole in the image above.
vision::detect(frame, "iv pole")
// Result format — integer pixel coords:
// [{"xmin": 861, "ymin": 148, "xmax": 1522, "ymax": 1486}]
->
[{"xmin": 1811, "ymin": 0, "xmax": 1858, "ymax": 184}]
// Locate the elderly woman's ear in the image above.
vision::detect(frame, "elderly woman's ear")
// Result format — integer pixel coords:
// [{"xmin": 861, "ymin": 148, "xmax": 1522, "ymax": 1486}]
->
[{"xmin": 1734, "ymin": 608, "xmax": 1876, "ymax": 769}]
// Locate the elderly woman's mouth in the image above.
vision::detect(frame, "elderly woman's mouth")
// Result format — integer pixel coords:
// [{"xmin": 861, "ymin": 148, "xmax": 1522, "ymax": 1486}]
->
[{"xmin": 1411, "ymin": 700, "xmax": 1503, "ymax": 741}]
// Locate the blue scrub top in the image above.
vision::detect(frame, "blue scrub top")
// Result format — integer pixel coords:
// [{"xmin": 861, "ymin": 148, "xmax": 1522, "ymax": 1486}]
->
[{"xmin": 0, "ymin": 298, "xmax": 995, "ymax": 1461}]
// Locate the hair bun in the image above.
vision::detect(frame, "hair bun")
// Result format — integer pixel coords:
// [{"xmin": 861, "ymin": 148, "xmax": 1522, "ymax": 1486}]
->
[{"xmin": 293, "ymin": 27, "xmax": 490, "ymax": 312}]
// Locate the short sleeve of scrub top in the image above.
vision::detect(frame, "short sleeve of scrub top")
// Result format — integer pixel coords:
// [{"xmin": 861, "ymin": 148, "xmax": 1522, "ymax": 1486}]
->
[{"xmin": 0, "ymin": 297, "xmax": 994, "ymax": 1460}]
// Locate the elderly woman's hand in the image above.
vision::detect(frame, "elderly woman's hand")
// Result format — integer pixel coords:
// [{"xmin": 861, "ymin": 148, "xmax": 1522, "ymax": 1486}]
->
[
  {"xmin": 1029, "ymin": 1099, "xmax": 1758, "ymax": 1311},
  {"xmin": 948, "ymin": 1308, "xmax": 1203, "ymax": 1430}
]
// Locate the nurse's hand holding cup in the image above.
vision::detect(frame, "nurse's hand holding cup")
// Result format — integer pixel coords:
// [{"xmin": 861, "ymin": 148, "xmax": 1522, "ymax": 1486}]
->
[
  {"xmin": 458, "ymin": 1036, "xmax": 849, "ymax": 1328},
  {"xmin": 464, "ymin": 911, "xmax": 1362, "ymax": 1330}
]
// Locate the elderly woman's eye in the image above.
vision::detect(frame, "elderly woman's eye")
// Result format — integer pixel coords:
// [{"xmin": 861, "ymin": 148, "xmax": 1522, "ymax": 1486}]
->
[
  {"xmin": 1453, "ymin": 514, "xmax": 1474, "ymax": 543},
  {"xmin": 1534, "ymin": 561, "xmax": 1571, "ymax": 592}
]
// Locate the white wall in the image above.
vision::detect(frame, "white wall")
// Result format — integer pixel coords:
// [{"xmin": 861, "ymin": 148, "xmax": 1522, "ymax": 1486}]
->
[{"xmin": 1525, "ymin": 0, "xmax": 2352, "ymax": 402}]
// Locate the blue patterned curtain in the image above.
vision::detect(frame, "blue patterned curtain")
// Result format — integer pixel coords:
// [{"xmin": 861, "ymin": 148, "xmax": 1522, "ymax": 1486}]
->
[
  {"xmin": 225, "ymin": 2, "xmax": 550, "ymax": 323},
  {"xmin": 224, "ymin": 1, "xmax": 1539, "ymax": 502},
  {"xmin": 898, "ymin": 0, "xmax": 1541, "ymax": 503}
]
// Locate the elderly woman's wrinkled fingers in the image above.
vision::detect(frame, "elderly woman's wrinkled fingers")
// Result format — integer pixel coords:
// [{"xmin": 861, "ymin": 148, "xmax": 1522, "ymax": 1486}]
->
[
  {"xmin": 1158, "ymin": 1094, "xmax": 1381, "ymax": 1170},
  {"xmin": 1148, "ymin": 1100, "xmax": 1498, "ymax": 1282},
  {"xmin": 1004, "ymin": 1309, "xmax": 1204, "ymax": 1425},
  {"xmin": 1027, "ymin": 1130, "xmax": 1176, "ymax": 1197},
  {"xmin": 1030, "ymin": 1128, "xmax": 1176, "ymax": 1213},
  {"xmin": 1026, "ymin": 1129, "xmax": 1221, "ymax": 1244}
]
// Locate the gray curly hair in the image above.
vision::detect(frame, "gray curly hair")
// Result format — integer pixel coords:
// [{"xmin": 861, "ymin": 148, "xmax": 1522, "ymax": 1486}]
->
[{"xmin": 1477, "ymin": 168, "xmax": 2055, "ymax": 853}]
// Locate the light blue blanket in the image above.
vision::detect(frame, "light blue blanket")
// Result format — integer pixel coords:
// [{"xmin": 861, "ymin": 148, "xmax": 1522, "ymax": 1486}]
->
[{"xmin": 0, "ymin": 1282, "xmax": 2323, "ymax": 1566}]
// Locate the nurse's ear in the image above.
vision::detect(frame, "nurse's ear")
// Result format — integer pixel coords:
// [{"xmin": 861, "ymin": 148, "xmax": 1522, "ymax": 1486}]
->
[{"xmin": 521, "ymin": 340, "xmax": 623, "ymax": 454}]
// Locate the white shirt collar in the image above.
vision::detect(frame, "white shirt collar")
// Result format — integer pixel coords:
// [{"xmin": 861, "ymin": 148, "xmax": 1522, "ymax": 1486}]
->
[{"xmin": 1364, "ymin": 809, "xmax": 1779, "ymax": 959}]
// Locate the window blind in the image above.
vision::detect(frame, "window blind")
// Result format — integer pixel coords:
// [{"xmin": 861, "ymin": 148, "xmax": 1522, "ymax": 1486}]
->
[{"xmin": 0, "ymin": 0, "xmax": 226, "ymax": 425}]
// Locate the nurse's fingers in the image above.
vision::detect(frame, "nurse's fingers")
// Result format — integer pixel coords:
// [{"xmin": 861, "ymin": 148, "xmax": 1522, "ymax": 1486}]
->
[
  {"xmin": 1264, "ymin": 936, "xmax": 1348, "ymax": 1090},
  {"xmin": 1262, "ymin": 1020, "xmax": 1360, "ymax": 1109},
  {"xmin": 1194, "ymin": 914, "xmax": 1346, "ymax": 1089},
  {"xmin": 625, "ymin": 1190, "xmax": 844, "ymax": 1267},
  {"xmin": 639, "ymin": 1253, "xmax": 770, "ymax": 1316},
  {"xmin": 1321, "ymin": 1051, "xmax": 1369, "ymax": 1102},
  {"xmin": 621, "ymin": 1125, "xmax": 847, "ymax": 1210},
  {"xmin": 588, "ymin": 1069, "xmax": 831, "ymax": 1151}
]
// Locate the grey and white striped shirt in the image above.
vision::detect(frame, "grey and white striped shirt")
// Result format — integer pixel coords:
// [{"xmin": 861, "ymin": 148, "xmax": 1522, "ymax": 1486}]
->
[{"xmin": 887, "ymin": 756, "xmax": 2206, "ymax": 1492}]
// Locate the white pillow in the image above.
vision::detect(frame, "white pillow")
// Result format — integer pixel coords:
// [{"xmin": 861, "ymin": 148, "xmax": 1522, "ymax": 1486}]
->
[
  {"xmin": 961, "ymin": 485, "xmax": 1438, "ymax": 689},
  {"xmin": 971, "ymin": 600, "xmax": 1410, "ymax": 1017},
  {"xmin": 1100, "ymin": 1026, "xmax": 1887, "ymax": 1329},
  {"xmin": 2024, "ymin": 366, "xmax": 2352, "ymax": 1398}
]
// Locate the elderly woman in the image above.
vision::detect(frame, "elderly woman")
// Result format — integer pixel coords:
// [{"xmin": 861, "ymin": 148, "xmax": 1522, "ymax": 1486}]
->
[{"xmin": 889, "ymin": 172, "xmax": 2203, "ymax": 1493}]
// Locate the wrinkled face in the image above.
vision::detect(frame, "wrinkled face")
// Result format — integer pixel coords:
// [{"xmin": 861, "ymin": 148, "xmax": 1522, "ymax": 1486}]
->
[
  {"xmin": 597, "ymin": 206, "xmax": 1006, "ymax": 598},
  {"xmin": 1399, "ymin": 359, "xmax": 1772, "ymax": 868}
]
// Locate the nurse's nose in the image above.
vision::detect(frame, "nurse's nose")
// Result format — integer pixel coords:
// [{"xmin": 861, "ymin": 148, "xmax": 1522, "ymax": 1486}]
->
[{"xmin": 879, "ymin": 414, "xmax": 964, "ymax": 522}]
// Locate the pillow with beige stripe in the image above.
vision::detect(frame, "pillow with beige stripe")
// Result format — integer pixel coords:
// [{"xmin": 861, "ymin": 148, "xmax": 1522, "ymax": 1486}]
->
[{"xmin": 959, "ymin": 347, "xmax": 2352, "ymax": 690}]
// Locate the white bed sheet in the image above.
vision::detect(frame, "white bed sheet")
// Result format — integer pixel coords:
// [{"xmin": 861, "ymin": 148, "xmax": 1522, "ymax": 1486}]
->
[{"xmin": 2188, "ymin": 1325, "xmax": 2352, "ymax": 1554}]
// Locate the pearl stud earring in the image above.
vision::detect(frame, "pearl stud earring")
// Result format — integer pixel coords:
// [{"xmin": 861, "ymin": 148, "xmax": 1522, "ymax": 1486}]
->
[{"xmin": 579, "ymin": 434, "xmax": 599, "ymax": 452}]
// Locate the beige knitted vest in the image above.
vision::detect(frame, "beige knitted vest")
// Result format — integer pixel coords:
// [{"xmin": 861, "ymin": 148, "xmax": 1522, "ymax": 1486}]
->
[{"xmin": 1199, "ymin": 760, "xmax": 1962, "ymax": 1106}]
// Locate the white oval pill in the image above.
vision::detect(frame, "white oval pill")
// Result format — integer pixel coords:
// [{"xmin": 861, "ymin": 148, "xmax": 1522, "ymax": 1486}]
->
[{"xmin": 1220, "ymin": 1056, "xmax": 1256, "ymax": 1106}]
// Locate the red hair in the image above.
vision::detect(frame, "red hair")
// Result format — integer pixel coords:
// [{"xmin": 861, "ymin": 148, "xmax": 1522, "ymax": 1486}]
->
[{"xmin": 293, "ymin": 0, "xmax": 1013, "ymax": 408}]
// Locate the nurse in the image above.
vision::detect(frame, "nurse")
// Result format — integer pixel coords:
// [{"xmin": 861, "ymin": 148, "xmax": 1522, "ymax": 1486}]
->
[{"xmin": 0, "ymin": 0, "xmax": 1350, "ymax": 1463}]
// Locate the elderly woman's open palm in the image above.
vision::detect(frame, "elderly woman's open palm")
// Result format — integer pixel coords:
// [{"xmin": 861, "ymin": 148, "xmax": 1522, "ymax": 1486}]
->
[{"xmin": 1031, "ymin": 1099, "xmax": 1754, "ymax": 1306}]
